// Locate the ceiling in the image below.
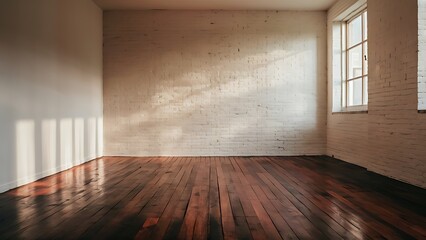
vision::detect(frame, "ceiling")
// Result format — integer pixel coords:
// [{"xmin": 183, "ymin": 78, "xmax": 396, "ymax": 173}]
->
[{"xmin": 94, "ymin": 0, "xmax": 339, "ymax": 11}]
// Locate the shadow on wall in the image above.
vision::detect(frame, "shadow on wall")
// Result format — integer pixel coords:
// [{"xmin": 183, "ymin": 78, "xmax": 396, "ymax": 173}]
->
[{"xmin": 103, "ymin": 11, "xmax": 327, "ymax": 156}]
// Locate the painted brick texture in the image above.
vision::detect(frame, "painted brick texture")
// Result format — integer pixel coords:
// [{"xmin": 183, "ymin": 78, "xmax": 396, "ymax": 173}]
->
[
  {"xmin": 103, "ymin": 11, "xmax": 327, "ymax": 156},
  {"xmin": 327, "ymin": 0, "xmax": 426, "ymax": 188}
]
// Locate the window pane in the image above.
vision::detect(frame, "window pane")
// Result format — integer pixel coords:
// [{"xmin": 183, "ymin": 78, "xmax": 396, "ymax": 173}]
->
[
  {"xmin": 363, "ymin": 42, "xmax": 368, "ymax": 75},
  {"xmin": 348, "ymin": 15, "xmax": 362, "ymax": 47},
  {"xmin": 363, "ymin": 76, "xmax": 368, "ymax": 104},
  {"xmin": 348, "ymin": 78, "xmax": 363, "ymax": 106},
  {"xmin": 348, "ymin": 45, "xmax": 363, "ymax": 79},
  {"xmin": 363, "ymin": 11, "xmax": 368, "ymax": 40}
]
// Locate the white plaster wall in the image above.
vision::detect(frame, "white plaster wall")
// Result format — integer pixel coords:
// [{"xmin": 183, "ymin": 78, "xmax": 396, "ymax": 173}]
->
[
  {"xmin": 327, "ymin": 0, "xmax": 426, "ymax": 188},
  {"xmin": 0, "ymin": 0, "xmax": 103, "ymax": 193},
  {"xmin": 103, "ymin": 11, "xmax": 327, "ymax": 156}
]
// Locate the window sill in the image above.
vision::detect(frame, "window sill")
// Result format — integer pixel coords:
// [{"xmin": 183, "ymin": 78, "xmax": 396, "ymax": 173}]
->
[
  {"xmin": 332, "ymin": 110, "xmax": 368, "ymax": 115},
  {"xmin": 332, "ymin": 106, "xmax": 368, "ymax": 114},
  {"xmin": 419, "ymin": 110, "xmax": 426, "ymax": 114}
]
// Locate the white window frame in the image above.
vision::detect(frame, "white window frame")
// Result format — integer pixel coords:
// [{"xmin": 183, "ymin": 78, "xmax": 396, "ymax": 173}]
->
[
  {"xmin": 419, "ymin": 0, "xmax": 426, "ymax": 111},
  {"xmin": 330, "ymin": 0, "xmax": 367, "ymax": 113},
  {"xmin": 341, "ymin": 8, "xmax": 368, "ymax": 110}
]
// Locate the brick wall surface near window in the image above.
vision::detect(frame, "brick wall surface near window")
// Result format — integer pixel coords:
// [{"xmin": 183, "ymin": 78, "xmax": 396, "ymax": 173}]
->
[
  {"xmin": 327, "ymin": 0, "xmax": 426, "ymax": 188},
  {"xmin": 103, "ymin": 11, "xmax": 327, "ymax": 157}
]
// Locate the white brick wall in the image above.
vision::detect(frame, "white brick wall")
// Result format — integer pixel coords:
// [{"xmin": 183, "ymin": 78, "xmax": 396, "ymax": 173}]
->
[
  {"xmin": 327, "ymin": 0, "xmax": 426, "ymax": 188},
  {"xmin": 104, "ymin": 11, "xmax": 327, "ymax": 156}
]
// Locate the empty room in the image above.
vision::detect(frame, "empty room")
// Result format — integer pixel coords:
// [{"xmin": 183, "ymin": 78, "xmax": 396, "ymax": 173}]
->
[{"xmin": 0, "ymin": 0, "xmax": 425, "ymax": 239}]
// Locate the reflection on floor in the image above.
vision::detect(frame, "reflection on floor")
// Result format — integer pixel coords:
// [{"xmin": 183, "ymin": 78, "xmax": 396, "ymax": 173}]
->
[{"xmin": 0, "ymin": 156, "xmax": 425, "ymax": 239}]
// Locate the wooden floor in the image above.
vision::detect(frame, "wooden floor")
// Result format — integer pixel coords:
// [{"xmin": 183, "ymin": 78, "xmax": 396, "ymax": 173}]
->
[{"xmin": 0, "ymin": 156, "xmax": 425, "ymax": 240}]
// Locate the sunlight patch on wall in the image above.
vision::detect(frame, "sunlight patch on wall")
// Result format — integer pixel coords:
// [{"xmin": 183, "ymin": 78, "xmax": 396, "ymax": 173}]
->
[
  {"xmin": 97, "ymin": 117, "xmax": 103, "ymax": 156},
  {"xmin": 15, "ymin": 120, "xmax": 36, "ymax": 185},
  {"xmin": 88, "ymin": 117, "xmax": 97, "ymax": 160},
  {"xmin": 42, "ymin": 119, "xmax": 57, "ymax": 173},
  {"xmin": 60, "ymin": 118, "xmax": 73, "ymax": 170},
  {"xmin": 74, "ymin": 118, "xmax": 85, "ymax": 165}
]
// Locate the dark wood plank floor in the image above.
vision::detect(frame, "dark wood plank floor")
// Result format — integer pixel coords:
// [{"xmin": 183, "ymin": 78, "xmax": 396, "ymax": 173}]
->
[{"xmin": 0, "ymin": 156, "xmax": 425, "ymax": 240}]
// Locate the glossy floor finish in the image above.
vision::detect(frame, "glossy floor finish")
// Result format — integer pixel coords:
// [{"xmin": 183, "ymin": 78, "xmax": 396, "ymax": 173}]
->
[{"xmin": 0, "ymin": 156, "xmax": 425, "ymax": 239}]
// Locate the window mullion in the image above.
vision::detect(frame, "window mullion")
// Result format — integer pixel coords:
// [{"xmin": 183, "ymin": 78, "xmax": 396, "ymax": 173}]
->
[{"xmin": 347, "ymin": 41, "xmax": 364, "ymax": 51}]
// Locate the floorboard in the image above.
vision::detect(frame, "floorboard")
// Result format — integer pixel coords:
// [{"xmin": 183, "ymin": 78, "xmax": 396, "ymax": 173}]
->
[{"xmin": 0, "ymin": 156, "xmax": 425, "ymax": 239}]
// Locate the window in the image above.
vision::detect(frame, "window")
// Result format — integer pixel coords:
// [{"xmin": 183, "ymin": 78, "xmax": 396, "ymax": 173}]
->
[
  {"xmin": 330, "ymin": 1, "xmax": 367, "ymax": 113},
  {"xmin": 342, "ymin": 10, "xmax": 368, "ymax": 108},
  {"xmin": 419, "ymin": 0, "xmax": 426, "ymax": 111}
]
